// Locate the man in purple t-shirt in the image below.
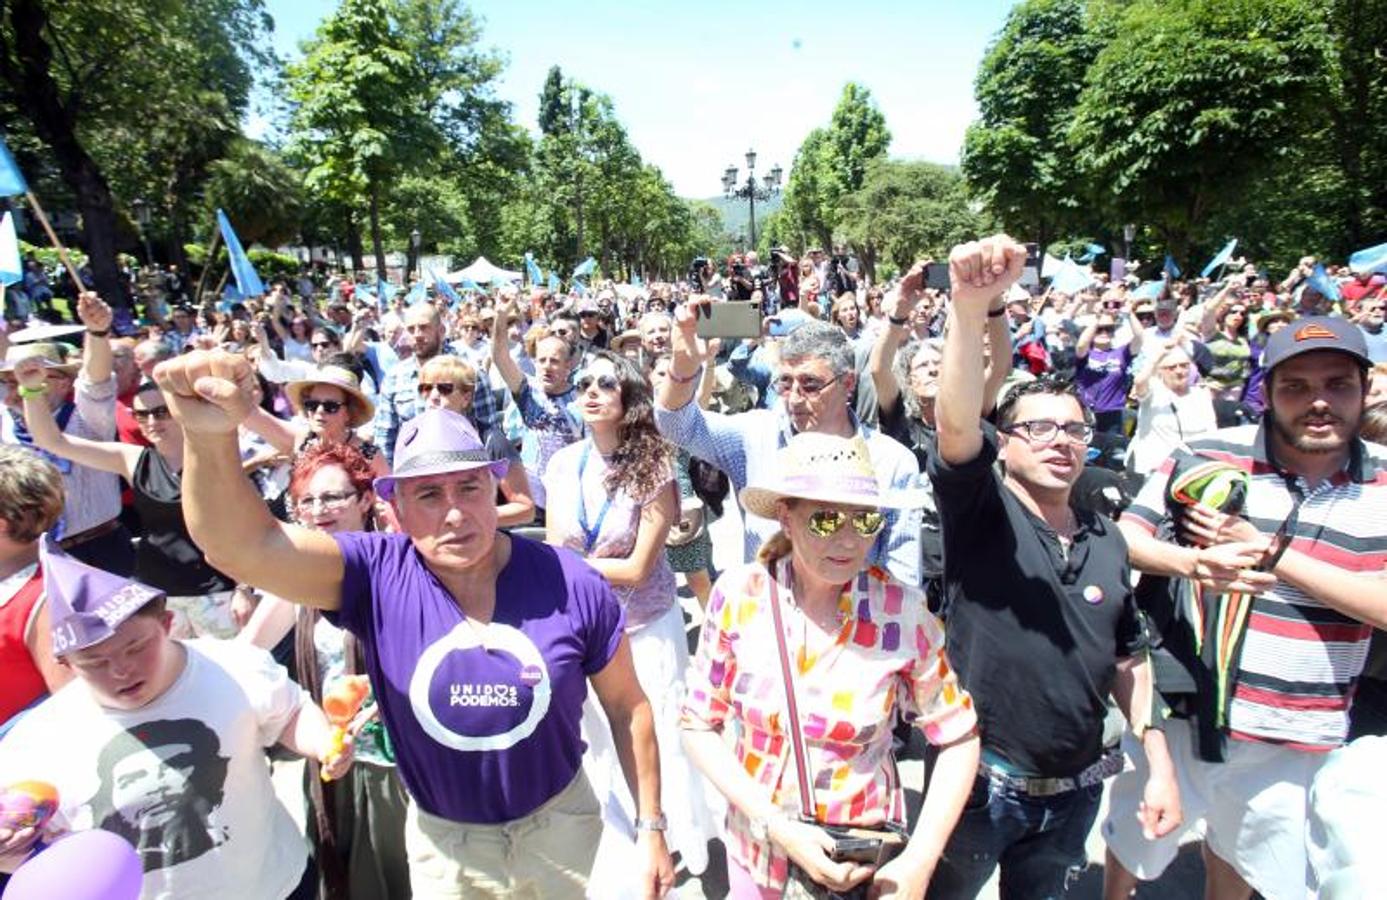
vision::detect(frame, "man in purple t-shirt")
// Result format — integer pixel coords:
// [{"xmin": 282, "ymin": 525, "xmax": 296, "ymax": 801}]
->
[
  {"xmin": 155, "ymin": 351, "xmax": 675, "ymax": 900},
  {"xmin": 1075, "ymin": 311, "xmax": 1145, "ymax": 434}
]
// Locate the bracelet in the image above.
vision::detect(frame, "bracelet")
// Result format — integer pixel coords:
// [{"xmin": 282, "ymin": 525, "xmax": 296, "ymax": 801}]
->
[
  {"xmin": 86, "ymin": 328, "xmax": 110, "ymax": 337},
  {"xmin": 667, "ymin": 364, "xmax": 703, "ymax": 384},
  {"xmin": 17, "ymin": 385, "xmax": 47, "ymax": 399},
  {"xmin": 888, "ymin": 314, "xmax": 910, "ymax": 326},
  {"xmin": 987, "ymin": 306, "xmax": 1007, "ymax": 318}
]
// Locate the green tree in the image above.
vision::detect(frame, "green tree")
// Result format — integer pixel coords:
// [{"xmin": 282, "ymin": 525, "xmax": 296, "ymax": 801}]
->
[
  {"xmin": 837, "ymin": 160, "xmax": 985, "ymax": 280},
  {"xmin": 781, "ymin": 83, "xmax": 891, "ymax": 251},
  {"xmin": 1069, "ymin": 0, "xmax": 1334, "ymax": 258},
  {"xmin": 961, "ymin": 0, "xmax": 1104, "ymax": 255},
  {"xmin": 202, "ymin": 140, "xmax": 304, "ymax": 248},
  {"xmin": 0, "ymin": 0, "xmax": 271, "ymax": 304}
]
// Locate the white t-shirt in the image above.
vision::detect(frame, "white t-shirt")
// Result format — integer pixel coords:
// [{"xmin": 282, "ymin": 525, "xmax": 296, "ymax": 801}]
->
[
  {"xmin": 0, "ymin": 639, "xmax": 307, "ymax": 900},
  {"xmin": 1130, "ymin": 382, "xmax": 1218, "ymax": 475}
]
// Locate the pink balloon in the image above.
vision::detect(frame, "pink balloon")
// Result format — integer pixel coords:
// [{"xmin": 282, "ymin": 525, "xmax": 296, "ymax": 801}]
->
[{"xmin": 3, "ymin": 829, "xmax": 142, "ymax": 900}]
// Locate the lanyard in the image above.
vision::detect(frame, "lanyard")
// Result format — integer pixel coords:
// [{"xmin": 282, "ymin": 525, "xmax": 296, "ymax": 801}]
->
[{"xmin": 576, "ymin": 442, "xmax": 613, "ymax": 555}]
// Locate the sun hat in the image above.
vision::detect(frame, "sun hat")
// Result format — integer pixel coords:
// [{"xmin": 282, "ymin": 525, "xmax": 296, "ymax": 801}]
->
[
  {"xmin": 374, "ymin": 407, "xmax": 508, "ymax": 501},
  {"xmin": 0, "ymin": 341, "xmax": 82, "ymax": 375},
  {"xmin": 285, "ymin": 365, "xmax": 375, "ymax": 428},
  {"xmin": 610, "ymin": 329, "xmax": 642, "ymax": 353},
  {"xmin": 739, "ymin": 432, "xmax": 927, "ymax": 520},
  {"xmin": 1254, "ymin": 309, "xmax": 1295, "ymax": 333},
  {"xmin": 1262, "ymin": 315, "xmax": 1370, "ymax": 373},
  {"xmin": 41, "ymin": 535, "xmax": 164, "ymax": 657}
]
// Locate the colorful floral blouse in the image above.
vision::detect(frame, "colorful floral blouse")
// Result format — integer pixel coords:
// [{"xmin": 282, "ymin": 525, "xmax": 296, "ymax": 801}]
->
[{"xmin": 681, "ymin": 558, "xmax": 977, "ymax": 889}]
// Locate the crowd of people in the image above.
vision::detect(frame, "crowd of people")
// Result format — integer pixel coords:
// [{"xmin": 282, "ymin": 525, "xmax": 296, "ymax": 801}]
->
[{"xmin": 0, "ymin": 234, "xmax": 1383, "ymax": 900}]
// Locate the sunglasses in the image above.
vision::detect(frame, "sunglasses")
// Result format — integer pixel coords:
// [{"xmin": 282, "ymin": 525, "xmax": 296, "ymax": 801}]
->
[
  {"xmin": 417, "ymin": 382, "xmax": 471, "ymax": 397},
  {"xmin": 310, "ymin": 341, "xmax": 335, "ymax": 349},
  {"xmin": 805, "ymin": 508, "xmax": 886, "ymax": 539},
  {"xmin": 132, "ymin": 406, "xmax": 172, "ymax": 422},
  {"xmin": 579, "ymin": 311, "xmax": 599, "ymax": 318},
  {"xmin": 576, "ymin": 373, "xmax": 620, "ymax": 393},
  {"xmin": 301, "ymin": 399, "xmax": 345, "ymax": 414}
]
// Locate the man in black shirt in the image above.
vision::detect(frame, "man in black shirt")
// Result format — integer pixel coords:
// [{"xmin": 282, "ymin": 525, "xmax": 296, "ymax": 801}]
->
[{"xmin": 925, "ymin": 235, "xmax": 1181, "ymax": 899}]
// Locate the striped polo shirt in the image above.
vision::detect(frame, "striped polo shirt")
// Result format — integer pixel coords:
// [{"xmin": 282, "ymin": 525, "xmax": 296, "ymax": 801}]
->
[{"xmin": 1124, "ymin": 423, "xmax": 1387, "ymax": 751}]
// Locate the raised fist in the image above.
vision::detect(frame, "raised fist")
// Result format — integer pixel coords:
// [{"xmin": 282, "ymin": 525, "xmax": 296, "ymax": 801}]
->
[{"xmin": 153, "ymin": 350, "xmax": 257, "ymax": 435}]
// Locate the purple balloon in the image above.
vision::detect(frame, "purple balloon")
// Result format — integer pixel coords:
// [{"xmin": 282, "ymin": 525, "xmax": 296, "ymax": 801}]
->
[{"xmin": 3, "ymin": 829, "xmax": 142, "ymax": 900}]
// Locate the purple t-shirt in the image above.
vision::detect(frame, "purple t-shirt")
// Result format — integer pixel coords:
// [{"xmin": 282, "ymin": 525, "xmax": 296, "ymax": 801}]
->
[
  {"xmin": 329, "ymin": 532, "xmax": 626, "ymax": 823},
  {"xmin": 1075, "ymin": 344, "xmax": 1134, "ymax": 412}
]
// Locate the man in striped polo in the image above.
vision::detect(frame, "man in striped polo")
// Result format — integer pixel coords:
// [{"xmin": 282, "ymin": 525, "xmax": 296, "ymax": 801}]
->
[{"xmin": 1105, "ymin": 316, "xmax": 1387, "ymax": 900}]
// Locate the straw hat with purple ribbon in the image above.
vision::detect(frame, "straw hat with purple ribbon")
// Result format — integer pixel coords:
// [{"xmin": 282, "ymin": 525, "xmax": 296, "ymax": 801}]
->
[
  {"xmin": 374, "ymin": 407, "xmax": 509, "ymax": 501},
  {"xmin": 739, "ymin": 432, "xmax": 927, "ymax": 519},
  {"xmin": 285, "ymin": 365, "xmax": 375, "ymax": 429}
]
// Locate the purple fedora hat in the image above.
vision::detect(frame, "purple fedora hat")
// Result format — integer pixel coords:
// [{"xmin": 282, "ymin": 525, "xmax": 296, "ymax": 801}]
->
[
  {"xmin": 42, "ymin": 535, "xmax": 165, "ymax": 657},
  {"xmin": 374, "ymin": 407, "xmax": 509, "ymax": 501}
]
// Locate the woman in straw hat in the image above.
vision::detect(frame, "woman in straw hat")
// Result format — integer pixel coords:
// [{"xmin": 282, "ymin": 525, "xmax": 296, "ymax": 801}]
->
[
  {"xmin": 11, "ymin": 360, "xmax": 236, "ymax": 638},
  {"xmin": 542, "ymin": 349, "xmax": 719, "ymax": 891},
  {"xmin": 680, "ymin": 431, "xmax": 980, "ymax": 899},
  {"xmin": 242, "ymin": 364, "xmax": 388, "ymax": 479},
  {"xmin": 155, "ymin": 349, "xmax": 675, "ymax": 900}
]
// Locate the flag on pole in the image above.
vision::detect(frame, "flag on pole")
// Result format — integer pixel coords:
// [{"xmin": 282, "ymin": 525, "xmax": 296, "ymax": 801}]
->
[
  {"xmin": 1132, "ymin": 280, "xmax": 1165, "ymax": 300},
  {"xmin": 1348, "ymin": 242, "xmax": 1387, "ymax": 276},
  {"xmin": 1163, "ymin": 254, "xmax": 1181, "ymax": 279},
  {"xmin": 0, "ymin": 212, "xmax": 21, "ymax": 286},
  {"xmin": 460, "ymin": 277, "xmax": 482, "ymax": 293},
  {"xmin": 1051, "ymin": 257, "xmax": 1093, "ymax": 296},
  {"xmin": 1077, "ymin": 243, "xmax": 1106, "ymax": 263},
  {"xmin": 524, "ymin": 252, "xmax": 543, "ymax": 286},
  {"xmin": 572, "ymin": 257, "xmax": 596, "ymax": 279},
  {"xmin": 429, "ymin": 269, "xmax": 462, "ymax": 307},
  {"xmin": 571, "ymin": 279, "xmax": 587, "ymax": 297},
  {"xmin": 1200, "ymin": 239, "xmax": 1238, "ymax": 278},
  {"xmin": 547, "ymin": 272, "xmax": 560, "ymax": 292},
  {"xmin": 405, "ymin": 280, "xmax": 427, "ymax": 306},
  {"xmin": 215, "ymin": 209, "xmax": 266, "ymax": 298},
  {"xmin": 0, "ymin": 136, "xmax": 28, "ymax": 197},
  {"xmin": 378, "ymin": 278, "xmax": 398, "ymax": 306},
  {"xmin": 1307, "ymin": 263, "xmax": 1341, "ymax": 302}
]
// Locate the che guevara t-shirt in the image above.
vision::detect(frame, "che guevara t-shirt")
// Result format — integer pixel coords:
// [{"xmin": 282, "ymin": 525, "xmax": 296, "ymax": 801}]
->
[{"xmin": 329, "ymin": 532, "xmax": 626, "ymax": 823}]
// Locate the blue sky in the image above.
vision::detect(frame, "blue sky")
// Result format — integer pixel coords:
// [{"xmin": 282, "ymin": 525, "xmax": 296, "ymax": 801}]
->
[{"xmin": 253, "ymin": 0, "xmax": 1018, "ymax": 197}]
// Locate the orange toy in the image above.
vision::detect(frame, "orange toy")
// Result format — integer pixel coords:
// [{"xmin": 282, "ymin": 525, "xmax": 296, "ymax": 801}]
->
[{"xmin": 320, "ymin": 675, "xmax": 371, "ymax": 781}]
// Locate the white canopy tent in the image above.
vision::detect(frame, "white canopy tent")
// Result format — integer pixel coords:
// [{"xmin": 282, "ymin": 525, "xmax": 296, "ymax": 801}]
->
[{"xmin": 444, "ymin": 256, "xmax": 522, "ymax": 285}]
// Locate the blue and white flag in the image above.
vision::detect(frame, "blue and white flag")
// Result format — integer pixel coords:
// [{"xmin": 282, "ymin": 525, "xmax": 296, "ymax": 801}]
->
[
  {"xmin": 572, "ymin": 257, "xmax": 596, "ymax": 279},
  {"xmin": 405, "ymin": 280, "xmax": 427, "ymax": 306},
  {"xmin": 1077, "ymin": 243, "xmax": 1106, "ymax": 263},
  {"xmin": 1132, "ymin": 280, "xmax": 1164, "ymax": 300},
  {"xmin": 1348, "ymin": 242, "xmax": 1387, "ymax": 276},
  {"xmin": 460, "ymin": 277, "xmax": 482, "ymax": 293},
  {"xmin": 0, "ymin": 136, "xmax": 28, "ymax": 198},
  {"xmin": 572, "ymin": 279, "xmax": 587, "ymax": 297},
  {"xmin": 547, "ymin": 272, "xmax": 561, "ymax": 292},
  {"xmin": 429, "ymin": 269, "xmax": 462, "ymax": 307},
  {"xmin": 1200, "ymin": 238, "xmax": 1238, "ymax": 278},
  {"xmin": 1050, "ymin": 256, "xmax": 1092, "ymax": 296},
  {"xmin": 1163, "ymin": 254, "xmax": 1181, "ymax": 279},
  {"xmin": 0, "ymin": 212, "xmax": 21, "ymax": 286},
  {"xmin": 215, "ymin": 209, "xmax": 266, "ymax": 298},
  {"xmin": 1307, "ymin": 263, "xmax": 1341, "ymax": 302},
  {"xmin": 378, "ymin": 278, "xmax": 399, "ymax": 307},
  {"xmin": 524, "ymin": 252, "xmax": 543, "ymax": 286}
]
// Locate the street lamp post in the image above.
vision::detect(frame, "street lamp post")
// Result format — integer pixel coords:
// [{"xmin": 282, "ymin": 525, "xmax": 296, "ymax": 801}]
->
[
  {"xmin": 410, "ymin": 228, "xmax": 422, "ymax": 281},
  {"xmin": 721, "ymin": 148, "xmax": 782, "ymax": 249},
  {"xmin": 1122, "ymin": 223, "xmax": 1136, "ymax": 265},
  {"xmin": 131, "ymin": 198, "xmax": 154, "ymax": 270}
]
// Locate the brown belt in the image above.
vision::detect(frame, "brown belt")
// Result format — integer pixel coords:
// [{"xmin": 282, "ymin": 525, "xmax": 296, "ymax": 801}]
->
[{"xmin": 58, "ymin": 518, "xmax": 121, "ymax": 550}]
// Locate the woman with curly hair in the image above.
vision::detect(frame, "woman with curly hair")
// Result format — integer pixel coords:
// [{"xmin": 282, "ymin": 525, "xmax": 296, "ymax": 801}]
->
[{"xmin": 543, "ymin": 349, "xmax": 719, "ymax": 892}]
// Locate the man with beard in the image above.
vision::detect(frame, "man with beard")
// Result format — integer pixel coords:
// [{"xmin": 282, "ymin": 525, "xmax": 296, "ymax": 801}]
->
[
  {"xmin": 1106, "ymin": 316, "xmax": 1387, "ymax": 900},
  {"xmin": 374, "ymin": 304, "xmax": 496, "ymax": 464}
]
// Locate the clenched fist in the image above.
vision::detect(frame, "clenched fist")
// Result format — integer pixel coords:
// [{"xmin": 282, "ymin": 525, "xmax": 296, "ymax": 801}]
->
[{"xmin": 153, "ymin": 350, "xmax": 258, "ymax": 435}]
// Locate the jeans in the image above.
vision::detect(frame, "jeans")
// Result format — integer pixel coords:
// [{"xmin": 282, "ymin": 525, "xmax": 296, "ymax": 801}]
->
[{"xmin": 926, "ymin": 773, "xmax": 1101, "ymax": 900}]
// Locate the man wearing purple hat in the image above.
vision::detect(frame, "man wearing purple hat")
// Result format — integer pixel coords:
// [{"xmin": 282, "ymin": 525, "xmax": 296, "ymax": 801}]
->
[
  {"xmin": 1110, "ymin": 316, "xmax": 1387, "ymax": 899},
  {"xmin": 156, "ymin": 350, "xmax": 674, "ymax": 899},
  {"xmin": 0, "ymin": 538, "xmax": 349, "ymax": 898}
]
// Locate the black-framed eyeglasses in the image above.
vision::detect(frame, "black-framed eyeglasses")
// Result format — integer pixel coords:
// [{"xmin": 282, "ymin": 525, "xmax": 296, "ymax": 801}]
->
[
  {"xmin": 294, "ymin": 490, "xmax": 358, "ymax": 512},
  {"xmin": 576, "ymin": 373, "xmax": 620, "ymax": 393},
  {"xmin": 1002, "ymin": 419, "xmax": 1093, "ymax": 444},
  {"xmin": 302, "ymin": 399, "xmax": 345, "ymax": 414},
  {"xmin": 1135, "ymin": 313, "xmax": 1156, "ymax": 323},
  {"xmin": 132, "ymin": 406, "xmax": 172, "ymax": 422},
  {"xmin": 772, "ymin": 374, "xmax": 840, "ymax": 397},
  {"xmin": 805, "ymin": 508, "xmax": 886, "ymax": 539}
]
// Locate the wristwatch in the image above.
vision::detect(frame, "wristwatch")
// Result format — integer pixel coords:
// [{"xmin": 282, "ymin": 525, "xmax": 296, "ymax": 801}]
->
[{"xmin": 634, "ymin": 813, "xmax": 668, "ymax": 833}]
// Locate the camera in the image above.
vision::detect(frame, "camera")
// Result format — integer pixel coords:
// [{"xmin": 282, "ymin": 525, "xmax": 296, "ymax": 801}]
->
[{"xmin": 688, "ymin": 257, "xmax": 710, "ymax": 292}]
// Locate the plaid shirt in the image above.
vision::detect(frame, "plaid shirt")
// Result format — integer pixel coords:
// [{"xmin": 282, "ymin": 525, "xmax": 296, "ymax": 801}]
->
[{"xmin": 373, "ymin": 347, "xmax": 498, "ymax": 465}]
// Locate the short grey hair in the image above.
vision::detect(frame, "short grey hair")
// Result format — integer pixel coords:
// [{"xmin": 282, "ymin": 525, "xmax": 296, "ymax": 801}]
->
[
  {"xmin": 779, "ymin": 321, "xmax": 854, "ymax": 378},
  {"xmin": 638, "ymin": 311, "xmax": 671, "ymax": 333}
]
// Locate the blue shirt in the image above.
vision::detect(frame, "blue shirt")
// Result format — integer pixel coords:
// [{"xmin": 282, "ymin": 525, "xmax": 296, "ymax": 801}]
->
[{"xmin": 373, "ymin": 347, "xmax": 499, "ymax": 464}]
